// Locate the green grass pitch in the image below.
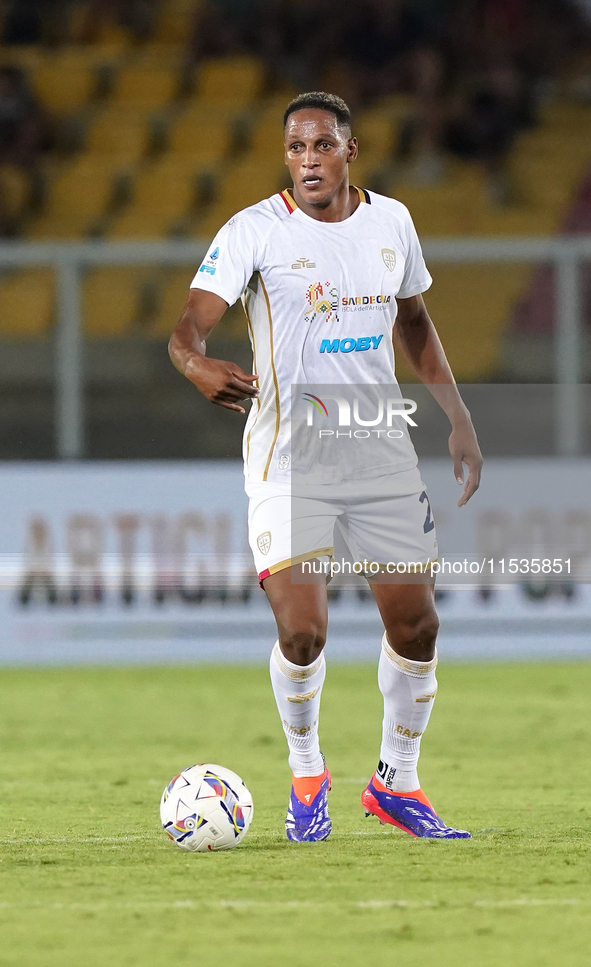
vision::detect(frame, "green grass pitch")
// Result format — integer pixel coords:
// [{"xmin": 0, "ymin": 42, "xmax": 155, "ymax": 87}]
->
[{"xmin": 0, "ymin": 661, "xmax": 590, "ymax": 967}]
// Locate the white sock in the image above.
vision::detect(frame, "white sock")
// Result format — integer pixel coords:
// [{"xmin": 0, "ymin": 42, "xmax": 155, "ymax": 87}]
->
[
  {"xmin": 269, "ymin": 641, "xmax": 326, "ymax": 777},
  {"xmin": 377, "ymin": 631, "xmax": 438, "ymax": 793}
]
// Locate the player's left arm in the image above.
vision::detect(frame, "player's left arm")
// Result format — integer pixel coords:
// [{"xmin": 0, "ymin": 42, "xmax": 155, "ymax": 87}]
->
[{"xmin": 394, "ymin": 293, "xmax": 482, "ymax": 507}]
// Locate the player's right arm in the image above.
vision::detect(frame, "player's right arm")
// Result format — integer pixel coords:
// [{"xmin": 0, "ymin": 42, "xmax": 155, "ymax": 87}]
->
[{"xmin": 168, "ymin": 288, "xmax": 258, "ymax": 414}]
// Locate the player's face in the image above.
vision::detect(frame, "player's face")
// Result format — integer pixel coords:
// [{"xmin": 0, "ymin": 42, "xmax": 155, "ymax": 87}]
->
[{"xmin": 284, "ymin": 109, "xmax": 358, "ymax": 208}]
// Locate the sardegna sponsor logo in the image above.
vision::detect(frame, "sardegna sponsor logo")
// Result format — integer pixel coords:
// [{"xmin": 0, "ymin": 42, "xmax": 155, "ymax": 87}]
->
[{"xmin": 341, "ymin": 294, "xmax": 391, "ymax": 308}]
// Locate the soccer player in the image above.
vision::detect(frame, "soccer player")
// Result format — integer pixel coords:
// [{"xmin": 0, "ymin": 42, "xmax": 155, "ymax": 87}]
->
[{"xmin": 169, "ymin": 92, "xmax": 483, "ymax": 842}]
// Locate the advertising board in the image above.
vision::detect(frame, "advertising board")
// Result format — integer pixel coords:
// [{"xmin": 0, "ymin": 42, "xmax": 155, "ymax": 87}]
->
[{"xmin": 0, "ymin": 460, "xmax": 589, "ymax": 663}]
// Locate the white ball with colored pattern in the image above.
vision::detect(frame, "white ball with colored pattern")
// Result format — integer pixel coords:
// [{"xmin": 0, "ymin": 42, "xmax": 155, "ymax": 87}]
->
[{"xmin": 160, "ymin": 763, "xmax": 253, "ymax": 852}]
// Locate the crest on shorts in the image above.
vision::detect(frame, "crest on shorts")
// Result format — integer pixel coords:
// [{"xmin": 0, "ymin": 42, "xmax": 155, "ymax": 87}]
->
[
  {"xmin": 381, "ymin": 248, "xmax": 397, "ymax": 272},
  {"xmin": 257, "ymin": 531, "xmax": 271, "ymax": 556}
]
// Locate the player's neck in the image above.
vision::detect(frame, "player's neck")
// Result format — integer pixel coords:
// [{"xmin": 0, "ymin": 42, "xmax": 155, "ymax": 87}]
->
[{"xmin": 291, "ymin": 182, "xmax": 360, "ymax": 223}]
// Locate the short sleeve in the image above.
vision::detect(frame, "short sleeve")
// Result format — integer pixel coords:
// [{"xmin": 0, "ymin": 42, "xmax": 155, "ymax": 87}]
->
[
  {"xmin": 397, "ymin": 206, "xmax": 432, "ymax": 299},
  {"xmin": 190, "ymin": 213, "xmax": 257, "ymax": 306}
]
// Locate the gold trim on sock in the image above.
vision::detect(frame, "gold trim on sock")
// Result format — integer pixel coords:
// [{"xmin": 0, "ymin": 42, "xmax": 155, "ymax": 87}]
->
[
  {"xmin": 272, "ymin": 642, "xmax": 324, "ymax": 682},
  {"xmin": 381, "ymin": 632, "xmax": 438, "ymax": 676}
]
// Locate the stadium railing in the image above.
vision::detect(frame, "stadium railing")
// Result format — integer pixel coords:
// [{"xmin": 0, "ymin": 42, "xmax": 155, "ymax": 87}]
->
[{"xmin": 0, "ymin": 235, "xmax": 589, "ymax": 459}]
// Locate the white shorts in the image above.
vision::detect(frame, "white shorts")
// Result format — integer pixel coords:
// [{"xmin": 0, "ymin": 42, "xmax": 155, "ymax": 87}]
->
[{"xmin": 246, "ymin": 468, "xmax": 438, "ymax": 584}]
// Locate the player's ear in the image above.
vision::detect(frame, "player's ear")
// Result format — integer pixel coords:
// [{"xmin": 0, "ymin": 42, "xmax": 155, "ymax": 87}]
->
[{"xmin": 347, "ymin": 137, "xmax": 358, "ymax": 163}]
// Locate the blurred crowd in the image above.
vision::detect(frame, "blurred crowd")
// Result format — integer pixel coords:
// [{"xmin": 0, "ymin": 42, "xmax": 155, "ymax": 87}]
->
[
  {"xmin": 0, "ymin": 0, "xmax": 590, "ymax": 211},
  {"xmin": 0, "ymin": 65, "xmax": 51, "ymax": 233},
  {"xmin": 189, "ymin": 0, "xmax": 588, "ymax": 201},
  {"xmin": 0, "ymin": 0, "xmax": 155, "ymax": 45}
]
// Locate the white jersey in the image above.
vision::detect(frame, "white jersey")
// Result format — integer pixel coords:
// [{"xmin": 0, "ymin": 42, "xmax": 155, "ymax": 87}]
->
[{"xmin": 191, "ymin": 187, "xmax": 432, "ymax": 483}]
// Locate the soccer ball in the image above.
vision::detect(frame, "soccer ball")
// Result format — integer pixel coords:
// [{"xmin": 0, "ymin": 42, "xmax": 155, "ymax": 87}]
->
[{"xmin": 160, "ymin": 763, "xmax": 253, "ymax": 852}]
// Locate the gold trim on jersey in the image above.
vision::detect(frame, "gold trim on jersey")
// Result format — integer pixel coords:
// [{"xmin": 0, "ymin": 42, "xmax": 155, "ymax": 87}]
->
[
  {"xmin": 243, "ymin": 296, "xmax": 260, "ymax": 467},
  {"xmin": 281, "ymin": 186, "xmax": 368, "ymax": 210},
  {"xmin": 259, "ymin": 274, "xmax": 281, "ymax": 481},
  {"xmin": 280, "ymin": 188, "xmax": 297, "ymax": 213}
]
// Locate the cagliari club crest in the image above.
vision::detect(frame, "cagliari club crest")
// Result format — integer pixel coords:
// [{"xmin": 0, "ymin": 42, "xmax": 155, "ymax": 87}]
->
[
  {"xmin": 381, "ymin": 248, "xmax": 397, "ymax": 272},
  {"xmin": 257, "ymin": 531, "xmax": 272, "ymax": 556}
]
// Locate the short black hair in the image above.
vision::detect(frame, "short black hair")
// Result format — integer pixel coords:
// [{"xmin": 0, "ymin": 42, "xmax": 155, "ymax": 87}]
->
[{"xmin": 283, "ymin": 92, "xmax": 352, "ymax": 133}]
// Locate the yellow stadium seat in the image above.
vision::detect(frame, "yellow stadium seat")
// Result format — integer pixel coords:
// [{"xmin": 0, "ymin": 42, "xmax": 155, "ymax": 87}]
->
[
  {"xmin": 149, "ymin": 266, "xmax": 246, "ymax": 338},
  {"xmin": 0, "ymin": 46, "xmax": 42, "ymax": 72},
  {"xmin": 354, "ymin": 103, "xmax": 404, "ymax": 167},
  {"xmin": 0, "ymin": 165, "xmax": 29, "ymax": 221},
  {"xmin": 28, "ymin": 49, "xmax": 97, "ymax": 115},
  {"xmin": 246, "ymin": 91, "xmax": 298, "ymax": 165},
  {"xmin": 248, "ymin": 125, "xmax": 285, "ymax": 170},
  {"xmin": 248, "ymin": 93, "xmax": 289, "ymax": 137},
  {"xmin": 196, "ymin": 158, "xmax": 285, "ymax": 237},
  {"xmin": 27, "ymin": 157, "xmax": 122, "ymax": 239},
  {"xmin": 153, "ymin": 0, "xmax": 201, "ymax": 43},
  {"xmin": 390, "ymin": 97, "xmax": 591, "ymax": 380},
  {"xmin": 0, "ymin": 269, "xmax": 55, "ymax": 337},
  {"xmin": 83, "ymin": 267, "xmax": 153, "ymax": 336},
  {"xmin": 394, "ymin": 264, "xmax": 532, "ymax": 382},
  {"xmin": 149, "ymin": 266, "xmax": 195, "ymax": 336},
  {"xmin": 110, "ymin": 53, "xmax": 180, "ymax": 110},
  {"xmin": 392, "ymin": 98, "xmax": 591, "ymax": 241},
  {"xmin": 167, "ymin": 102, "xmax": 236, "ymax": 162},
  {"xmin": 394, "ymin": 164, "xmax": 487, "ymax": 236},
  {"xmin": 197, "ymin": 57, "xmax": 263, "ymax": 108},
  {"xmin": 108, "ymin": 157, "xmax": 205, "ymax": 238},
  {"xmin": 346, "ymin": 162, "xmax": 375, "ymax": 192},
  {"xmin": 85, "ymin": 20, "xmax": 133, "ymax": 53},
  {"xmin": 85, "ymin": 105, "xmax": 154, "ymax": 164}
]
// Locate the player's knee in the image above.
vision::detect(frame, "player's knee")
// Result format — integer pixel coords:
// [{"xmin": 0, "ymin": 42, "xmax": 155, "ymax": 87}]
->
[
  {"xmin": 278, "ymin": 627, "xmax": 326, "ymax": 666},
  {"xmin": 388, "ymin": 611, "xmax": 439, "ymax": 661}
]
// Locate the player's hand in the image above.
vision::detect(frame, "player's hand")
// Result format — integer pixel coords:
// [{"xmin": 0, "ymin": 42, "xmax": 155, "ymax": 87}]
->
[
  {"xmin": 184, "ymin": 354, "xmax": 259, "ymax": 414},
  {"xmin": 449, "ymin": 419, "xmax": 482, "ymax": 507}
]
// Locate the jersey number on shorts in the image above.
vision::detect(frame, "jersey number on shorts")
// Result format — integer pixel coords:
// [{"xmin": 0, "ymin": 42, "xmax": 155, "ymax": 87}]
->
[{"xmin": 419, "ymin": 491, "xmax": 435, "ymax": 533}]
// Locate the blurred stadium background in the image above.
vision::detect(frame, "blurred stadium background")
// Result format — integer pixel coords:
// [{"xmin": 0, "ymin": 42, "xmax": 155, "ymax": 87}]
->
[{"xmin": 0, "ymin": 0, "xmax": 590, "ymax": 662}]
